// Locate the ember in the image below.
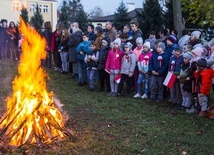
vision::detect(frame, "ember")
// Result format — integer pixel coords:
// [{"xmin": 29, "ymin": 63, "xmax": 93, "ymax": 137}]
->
[{"xmin": 0, "ymin": 18, "xmax": 73, "ymax": 146}]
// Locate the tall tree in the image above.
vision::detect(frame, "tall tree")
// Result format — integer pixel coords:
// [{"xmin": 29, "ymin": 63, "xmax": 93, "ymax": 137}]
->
[
  {"xmin": 136, "ymin": 0, "xmax": 163, "ymax": 39},
  {"xmin": 74, "ymin": 5, "xmax": 89, "ymax": 32},
  {"xmin": 67, "ymin": 0, "xmax": 82, "ymax": 23},
  {"xmin": 89, "ymin": 6, "xmax": 104, "ymax": 18},
  {"xmin": 20, "ymin": 5, "xmax": 29, "ymax": 24},
  {"xmin": 30, "ymin": 4, "xmax": 44, "ymax": 32},
  {"xmin": 163, "ymin": 0, "xmax": 174, "ymax": 31},
  {"xmin": 113, "ymin": 1, "xmax": 131, "ymax": 31},
  {"xmin": 58, "ymin": 0, "xmax": 69, "ymax": 28}
]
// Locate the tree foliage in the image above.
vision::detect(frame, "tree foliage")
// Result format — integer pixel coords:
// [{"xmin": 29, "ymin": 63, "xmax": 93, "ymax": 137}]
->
[
  {"xmin": 113, "ymin": 1, "xmax": 131, "ymax": 31},
  {"xmin": 181, "ymin": 0, "xmax": 214, "ymax": 28},
  {"xmin": 163, "ymin": 0, "xmax": 174, "ymax": 31},
  {"xmin": 89, "ymin": 6, "xmax": 104, "ymax": 18},
  {"xmin": 20, "ymin": 5, "xmax": 29, "ymax": 24},
  {"xmin": 136, "ymin": 0, "xmax": 164, "ymax": 39},
  {"xmin": 58, "ymin": 0, "xmax": 69, "ymax": 28},
  {"xmin": 74, "ymin": 5, "xmax": 90, "ymax": 32},
  {"xmin": 30, "ymin": 4, "xmax": 44, "ymax": 32}
]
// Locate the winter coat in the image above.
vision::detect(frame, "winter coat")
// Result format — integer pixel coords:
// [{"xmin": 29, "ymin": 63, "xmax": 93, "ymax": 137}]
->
[
  {"xmin": 178, "ymin": 34, "xmax": 190, "ymax": 51},
  {"xmin": 129, "ymin": 29, "xmax": 143, "ymax": 49},
  {"xmin": 58, "ymin": 38, "xmax": 70, "ymax": 52},
  {"xmin": 68, "ymin": 30, "xmax": 82, "ymax": 62},
  {"xmin": 164, "ymin": 43, "xmax": 178, "ymax": 58},
  {"xmin": 51, "ymin": 31, "xmax": 60, "ymax": 51},
  {"xmin": 179, "ymin": 63, "xmax": 190, "ymax": 83},
  {"xmin": 121, "ymin": 52, "xmax": 136, "ymax": 75},
  {"xmin": 168, "ymin": 55, "xmax": 183, "ymax": 76},
  {"xmin": 7, "ymin": 27, "xmax": 19, "ymax": 50},
  {"xmin": 76, "ymin": 40, "xmax": 91, "ymax": 61},
  {"xmin": 133, "ymin": 46, "xmax": 143, "ymax": 60},
  {"xmin": 88, "ymin": 31, "xmax": 95, "ymax": 41},
  {"xmin": 84, "ymin": 50, "xmax": 99, "ymax": 70},
  {"xmin": 43, "ymin": 28, "xmax": 52, "ymax": 50},
  {"xmin": 149, "ymin": 52, "xmax": 169, "ymax": 76},
  {"xmin": 97, "ymin": 46, "xmax": 111, "ymax": 70},
  {"xmin": 105, "ymin": 48, "xmax": 123, "ymax": 72},
  {"xmin": 138, "ymin": 51, "xmax": 153, "ymax": 73},
  {"xmin": 104, "ymin": 28, "xmax": 117, "ymax": 42},
  {"xmin": 194, "ymin": 68, "xmax": 214, "ymax": 95}
]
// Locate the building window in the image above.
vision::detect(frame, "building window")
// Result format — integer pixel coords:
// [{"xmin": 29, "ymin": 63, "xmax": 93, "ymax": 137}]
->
[
  {"xmin": 29, "ymin": 4, "xmax": 36, "ymax": 12},
  {"xmin": 43, "ymin": 5, "xmax": 49, "ymax": 13},
  {"xmin": 12, "ymin": 2, "xmax": 20, "ymax": 11}
]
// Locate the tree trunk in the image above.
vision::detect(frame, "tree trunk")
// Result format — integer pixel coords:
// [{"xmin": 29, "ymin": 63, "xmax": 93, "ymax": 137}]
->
[{"xmin": 172, "ymin": 0, "xmax": 183, "ymax": 39}]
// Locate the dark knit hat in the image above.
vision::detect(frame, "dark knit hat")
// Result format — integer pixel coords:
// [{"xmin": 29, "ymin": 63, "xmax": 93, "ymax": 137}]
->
[
  {"xmin": 95, "ymin": 26, "xmax": 103, "ymax": 34},
  {"xmin": 167, "ymin": 35, "xmax": 177, "ymax": 43},
  {"xmin": 196, "ymin": 58, "xmax": 207, "ymax": 67}
]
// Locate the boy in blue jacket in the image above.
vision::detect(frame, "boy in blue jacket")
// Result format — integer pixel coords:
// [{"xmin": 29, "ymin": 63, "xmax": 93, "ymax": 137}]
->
[
  {"xmin": 149, "ymin": 42, "xmax": 169, "ymax": 102},
  {"xmin": 76, "ymin": 33, "xmax": 91, "ymax": 86}
]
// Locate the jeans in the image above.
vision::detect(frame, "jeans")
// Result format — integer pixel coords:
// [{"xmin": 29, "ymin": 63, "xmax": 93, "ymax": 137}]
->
[
  {"xmin": 150, "ymin": 75, "xmax": 164, "ymax": 100},
  {"xmin": 78, "ymin": 61, "xmax": 87, "ymax": 83},
  {"xmin": 137, "ymin": 73, "xmax": 149, "ymax": 95},
  {"xmin": 60, "ymin": 52, "xmax": 69, "ymax": 72},
  {"xmin": 87, "ymin": 69, "xmax": 96, "ymax": 89}
]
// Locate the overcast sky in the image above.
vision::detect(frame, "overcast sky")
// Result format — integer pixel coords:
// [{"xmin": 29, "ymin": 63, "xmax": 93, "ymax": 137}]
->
[{"xmin": 57, "ymin": 0, "xmax": 143, "ymax": 15}]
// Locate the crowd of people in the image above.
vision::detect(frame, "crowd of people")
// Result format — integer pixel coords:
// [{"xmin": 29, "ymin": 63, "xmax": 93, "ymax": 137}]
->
[{"xmin": 1, "ymin": 18, "xmax": 214, "ymax": 118}]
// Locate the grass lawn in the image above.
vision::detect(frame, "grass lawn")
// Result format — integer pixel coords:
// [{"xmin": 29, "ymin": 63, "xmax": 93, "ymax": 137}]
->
[{"xmin": 0, "ymin": 59, "xmax": 213, "ymax": 155}]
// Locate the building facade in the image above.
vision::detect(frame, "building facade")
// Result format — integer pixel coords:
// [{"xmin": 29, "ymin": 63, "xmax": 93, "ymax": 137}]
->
[{"xmin": 0, "ymin": 0, "xmax": 57, "ymax": 30}]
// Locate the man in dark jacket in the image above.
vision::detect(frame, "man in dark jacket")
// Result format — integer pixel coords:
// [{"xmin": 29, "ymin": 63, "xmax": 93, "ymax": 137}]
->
[{"xmin": 129, "ymin": 21, "xmax": 143, "ymax": 49}]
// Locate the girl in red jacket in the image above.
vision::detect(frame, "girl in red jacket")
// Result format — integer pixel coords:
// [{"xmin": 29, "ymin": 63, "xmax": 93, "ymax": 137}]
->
[{"xmin": 194, "ymin": 58, "xmax": 214, "ymax": 116}]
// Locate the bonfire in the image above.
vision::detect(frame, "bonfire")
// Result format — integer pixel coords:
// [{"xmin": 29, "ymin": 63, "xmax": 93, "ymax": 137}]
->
[{"xmin": 0, "ymin": 18, "xmax": 73, "ymax": 146}]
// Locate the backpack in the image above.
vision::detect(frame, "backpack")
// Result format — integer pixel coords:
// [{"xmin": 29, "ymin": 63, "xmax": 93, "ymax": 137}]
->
[{"xmin": 207, "ymin": 104, "xmax": 214, "ymax": 119}]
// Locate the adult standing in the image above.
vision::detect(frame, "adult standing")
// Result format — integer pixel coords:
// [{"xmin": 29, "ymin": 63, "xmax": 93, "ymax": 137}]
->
[
  {"xmin": 0, "ymin": 19, "xmax": 9, "ymax": 59},
  {"xmin": 104, "ymin": 21, "xmax": 117, "ymax": 47},
  {"xmin": 87, "ymin": 24, "xmax": 95, "ymax": 41},
  {"xmin": 51, "ymin": 22, "xmax": 65, "ymax": 71},
  {"xmin": 94, "ymin": 26, "xmax": 104, "ymax": 51},
  {"xmin": 7, "ymin": 21, "xmax": 19, "ymax": 61},
  {"xmin": 68, "ymin": 27, "xmax": 83, "ymax": 77},
  {"xmin": 42, "ymin": 21, "xmax": 52, "ymax": 68}
]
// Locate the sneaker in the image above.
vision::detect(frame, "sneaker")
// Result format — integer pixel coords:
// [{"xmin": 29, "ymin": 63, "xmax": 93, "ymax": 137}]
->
[
  {"xmin": 186, "ymin": 107, "xmax": 197, "ymax": 114},
  {"xmin": 141, "ymin": 94, "xmax": 148, "ymax": 99},
  {"xmin": 199, "ymin": 111, "xmax": 207, "ymax": 117},
  {"xmin": 107, "ymin": 92, "xmax": 113, "ymax": 96},
  {"xmin": 133, "ymin": 93, "xmax": 141, "ymax": 98}
]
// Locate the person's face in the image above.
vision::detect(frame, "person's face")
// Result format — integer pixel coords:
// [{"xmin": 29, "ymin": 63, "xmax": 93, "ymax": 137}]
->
[
  {"xmin": 143, "ymin": 46, "xmax": 149, "ymax": 52},
  {"xmin": 124, "ymin": 46, "xmax": 130, "ymax": 52},
  {"xmin": 3, "ymin": 22, "xmax": 7, "ymax": 28},
  {"xmin": 10, "ymin": 22, "xmax": 15, "ymax": 27},
  {"xmin": 166, "ymin": 39, "xmax": 172, "ymax": 45},
  {"xmin": 156, "ymin": 46, "xmax": 163, "ymax": 53},
  {"xmin": 87, "ymin": 26, "xmax": 92, "ymax": 33},
  {"xmin": 114, "ymin": 42, "xmax": 120, "ymax": 49},
  {"xmin": 174, "ymin": 50, "xmax": 181, "ymax": 57},
  {"xmin": 183, "ymin": 45, "xmax": 188, "ymax": 53},
  {"xmin": 183, "ymin": 57, "xmax": 190, "ymax": 64},
  {"xmin": 102, "ymin": 41, "xmax": 108, "ymax": 47},
  {"xmin": 150, "ymin": 34, "xmax": 155, "ymax": 39},
  {"xmin": 83, "ymin": 36, "xmax": 89, "ymax": 42},
  {"xmin": 130, "ymin": 24, "xmax": 137, "ymax": 31},
  {"xmin": 190, "ymin": 34, "xmax": 196, "ymax": 40},
  {"xmin": 105, "ymin": 22, "xmax": 111, "ymax": 30},
  {"xmin": 90, "ymin": 44, "xmax": 96, "ymax": 51},
  {"xmin": 123, "ymin": 26, "xmax": 129, "ymax": 33}
]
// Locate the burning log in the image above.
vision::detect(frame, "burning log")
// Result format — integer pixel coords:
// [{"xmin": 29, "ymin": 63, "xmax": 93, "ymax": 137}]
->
[{"xmin": 0, "ymin": 17, "xmax": 74, "ymax": 146}]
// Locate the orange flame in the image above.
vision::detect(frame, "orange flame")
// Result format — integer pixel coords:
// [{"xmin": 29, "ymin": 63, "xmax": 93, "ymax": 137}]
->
[{"xmin": 0, "ymin": 18, "xmax": 66, "ymax": 146}]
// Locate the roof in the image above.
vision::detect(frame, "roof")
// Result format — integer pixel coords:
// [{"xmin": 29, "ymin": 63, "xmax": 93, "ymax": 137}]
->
[{"xmin": 91, "ymin": 8, "xmax": 143, "ymax": 22}]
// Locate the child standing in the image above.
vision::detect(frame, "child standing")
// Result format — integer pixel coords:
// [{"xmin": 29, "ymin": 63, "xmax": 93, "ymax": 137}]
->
[
  {"xmin": 168, "ymin": 48, "xmax": 183, "ymax": 106},
  {"xmin": 97, "ymin": 37, "xmax": 111, "ymax": 92},
  {"xmin": 178, "ymin": 52, "xmax": 193, "ymax": 109},
  {"xmin": 149, "ymin": 42, "xmax": 169, "ymax": 102},
  {"xmin": 116, "ymin": 42, "xmax": 136, "ymax": 97},
  {"xmin": 105, "ymin": 38, "xmax": 123, "ymax": 96},
  {"xmin": 133, "ymin": 42, "xmax": 152, "ymax": 99},
  {"xmin": 194, "ymin": 58, "xmax": 214, "ymax": 116},
  {"xmin": 76, "ymin": 33, "xmax": 91, "ymax": 86},
  {"xmin": 84, "ymin": 41, "xmax": 99, "ymax": 91}
]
